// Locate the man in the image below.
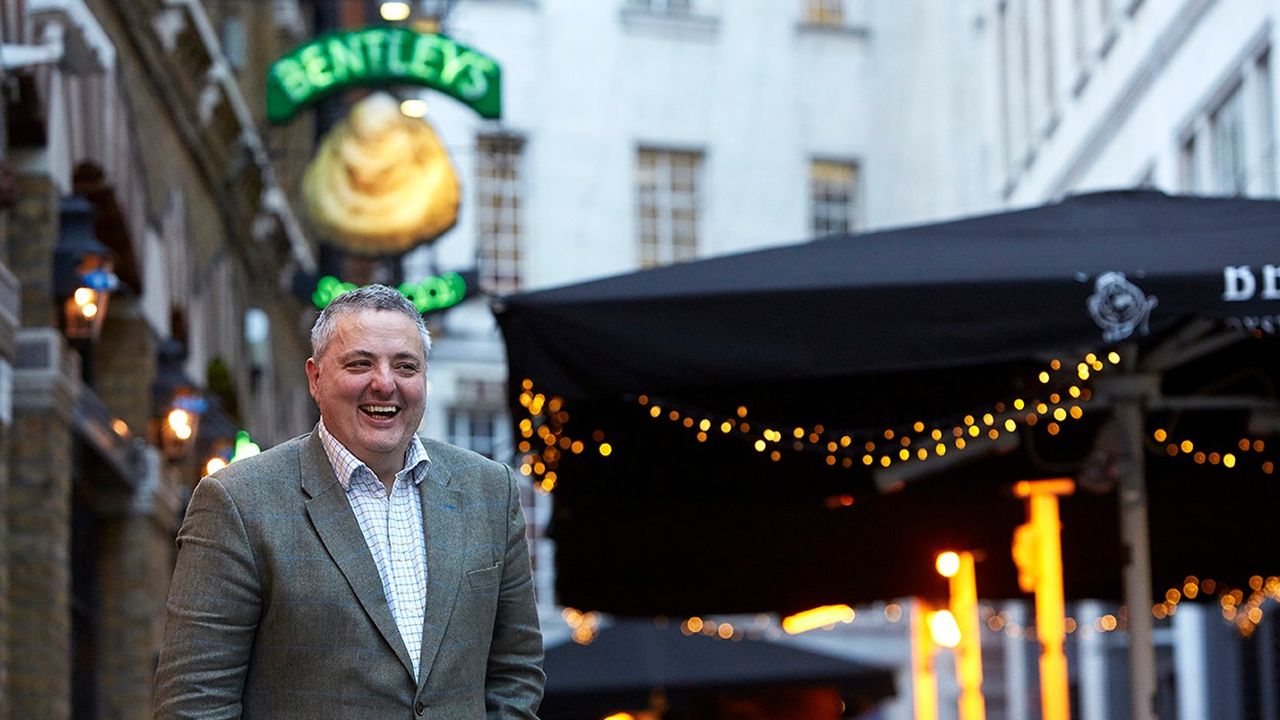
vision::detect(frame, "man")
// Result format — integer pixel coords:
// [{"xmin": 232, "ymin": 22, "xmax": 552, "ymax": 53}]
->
[{"xmin": 154, "ymin": 285, "xmax": 544, "ymax": 718}]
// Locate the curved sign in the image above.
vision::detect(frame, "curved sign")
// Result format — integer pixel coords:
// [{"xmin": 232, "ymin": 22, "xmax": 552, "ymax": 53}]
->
[{"xmin": 266, "ymin": 28, "xmax": 501, "ymax": 124}]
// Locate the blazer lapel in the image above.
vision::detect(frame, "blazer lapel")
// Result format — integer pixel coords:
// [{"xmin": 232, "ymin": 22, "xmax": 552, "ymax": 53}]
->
[
  {"xmin": 299, "ymin": 432, "xmax": 416, "ymax": 679},
  {"xmin": 416, "ymin": 454, "xmax": 464, "ymax": 687}
]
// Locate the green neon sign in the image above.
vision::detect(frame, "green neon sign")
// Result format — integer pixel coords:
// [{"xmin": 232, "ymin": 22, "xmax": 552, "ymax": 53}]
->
[
  {"xmin": 399, "ymin": 273, "xmax": 469, "ymax": 314},
  {"xmin": 312, "ymin": 275, "xmax": 359, "ymax": 309},
  {"xmin": 266, "ymin": 28, "xmax": 501, "ymax": 124},
  {"xmin": 311, "ymin": 272, "xmax": 473, "ymax": 314},
  {"xmin": 230, "ymin": 430, "xmax": 261, "ymax": 463}
]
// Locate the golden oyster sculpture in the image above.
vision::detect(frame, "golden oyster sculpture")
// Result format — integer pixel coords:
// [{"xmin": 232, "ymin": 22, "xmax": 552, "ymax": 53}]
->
[{"xmin": 302, "ymin": 92, "xmax": 460, "ymax": 254}]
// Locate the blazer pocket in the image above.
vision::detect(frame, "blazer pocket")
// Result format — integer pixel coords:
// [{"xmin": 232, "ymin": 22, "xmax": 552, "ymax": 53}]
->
[{"xmin": 466, "ymin": 562, "xmax": 502, "ymax": 589}]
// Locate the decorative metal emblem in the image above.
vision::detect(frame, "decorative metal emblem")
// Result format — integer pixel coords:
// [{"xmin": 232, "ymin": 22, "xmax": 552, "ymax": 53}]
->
[{"xmin": 1087, "ymin": 272, "xmax": 1158, "ymax": 343}]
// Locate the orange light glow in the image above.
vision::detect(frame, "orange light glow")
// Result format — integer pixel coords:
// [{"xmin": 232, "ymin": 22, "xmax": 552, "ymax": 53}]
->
[
  {"xmin": 927, "ymin": 610, "xmax": 961, "ymax": 648},
  {"xmin": 782, "ymin": 604, "xmax": 855, "ymax": 634},
  {"xmin": 936, "ymin": 551, "xmax": 960, "ymax": 578}
]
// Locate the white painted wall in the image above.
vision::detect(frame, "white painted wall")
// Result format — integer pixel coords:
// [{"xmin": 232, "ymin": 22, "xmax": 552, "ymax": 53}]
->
[
  {"xmin": 405, "ymin": 0, "xmax": 989, "ymax": 300},
  {"xmin": 992, "ymin": 0, "xmax": 1280, "ymax": 204}
]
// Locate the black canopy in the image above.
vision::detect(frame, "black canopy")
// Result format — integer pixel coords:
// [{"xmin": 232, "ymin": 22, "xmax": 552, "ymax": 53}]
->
[
  {"xmin": 498, "ymin": 190, "xmax": 1278, "ymax": 397},
  {"xmin": 495, "ymin": 190, "xmax": 1280, "ymax": 615}
]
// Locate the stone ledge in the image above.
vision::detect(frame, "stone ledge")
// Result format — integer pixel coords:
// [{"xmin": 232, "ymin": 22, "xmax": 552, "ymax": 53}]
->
[{"xmin": 13, "ymin": 327, "xmax": 79, "ymax": 421}]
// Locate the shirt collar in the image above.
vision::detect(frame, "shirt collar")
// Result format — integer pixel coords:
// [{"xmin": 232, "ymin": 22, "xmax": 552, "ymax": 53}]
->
[{"xmin": 316, "ymin": 419, "xmax": 431, "ymax": 492}]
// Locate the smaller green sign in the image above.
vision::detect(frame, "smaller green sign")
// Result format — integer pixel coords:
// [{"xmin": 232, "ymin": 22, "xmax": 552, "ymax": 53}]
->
[
  {"xmin": 267, "ymin": 28, "xmax": 501, "ymax": 124},
  {"xmin": 312, "ymin": 275, "xmax": 359, "ymax": 309},
  {"xmin": 311, "ymin": 272, "xmax": 474, "ymax": 315},
  {"xmin": 230, "ymin": 430, "xmax": 261, "ymax": 463},
  {"xmin": 399, "ymin": 273, "xmax": 469, "ymax": 314}
]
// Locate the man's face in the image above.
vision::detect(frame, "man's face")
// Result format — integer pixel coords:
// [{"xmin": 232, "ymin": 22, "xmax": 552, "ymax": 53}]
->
[{"xmin": 306, "ymin": 309, "xmax": 427, "ymax": 476}]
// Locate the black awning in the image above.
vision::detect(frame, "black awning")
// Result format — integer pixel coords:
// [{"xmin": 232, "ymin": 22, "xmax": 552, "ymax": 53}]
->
[
  {"xmin": 495, "ymin": 191, "xmax": 1280, "ymax": 615},
  {"xmin": 498, "ymin": 190, "xmax": 1279, "ymax": 398}
]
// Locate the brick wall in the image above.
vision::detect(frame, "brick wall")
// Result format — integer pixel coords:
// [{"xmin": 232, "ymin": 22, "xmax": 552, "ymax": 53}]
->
[
  {"xmin": 93, "ymin": 306, "xmax": 157, "ymax": 440},
  {"xmin": 0, "ymin": 260, "xmax": 19, "ymax": 720},
  {"xmin": 9, "ymin": 328, "xmax": 78, "ymax": 720},
  {"xmin": 8, "ymin": 173, "xmax": 56, "ymax": 330},
  {"xmin": 98, "ymin": 507, "xmax": 175, "ymax": 720}
]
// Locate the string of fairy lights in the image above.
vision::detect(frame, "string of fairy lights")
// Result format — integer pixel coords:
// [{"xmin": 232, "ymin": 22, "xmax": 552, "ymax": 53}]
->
[
  {"xmin": 517, "ymin": 347, "xmax": 1278, "ymax": 492},
  {"xmin": 516, "ymin": 351, "xmax": 1118, "ymax": 492},
  {"xmin": 630, "ymin": 352, "xmax": 1111, "ymax": 472},
  {"xmin": 561, "ymin": 573, "xmax": 1280, "ymax": 646}
]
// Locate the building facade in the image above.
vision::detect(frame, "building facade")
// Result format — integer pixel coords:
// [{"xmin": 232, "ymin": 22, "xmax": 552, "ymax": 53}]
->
[
  {"xmin": 0, "ymin": 0, "xmax": 1274, "ymax": 717},
  {"xmin": 403, "ymin": 0, "xmax": 990, "ymax": 633},
  {"xmin": 0, "ymin": 1, "xmax": 319, "ymax": 717},
  {"xmin": 411, "ymin": 1, "xmax": 1280, "ymax": 719},
  {"xmin": 976, "ymin": 0, "xmax": 1280, "ymax": 718}
]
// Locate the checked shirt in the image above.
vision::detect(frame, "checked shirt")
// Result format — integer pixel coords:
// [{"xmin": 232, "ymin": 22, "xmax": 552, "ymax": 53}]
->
[{"xmin": 317, "ymin": 420, "xmax": 431, "ymax": 680}]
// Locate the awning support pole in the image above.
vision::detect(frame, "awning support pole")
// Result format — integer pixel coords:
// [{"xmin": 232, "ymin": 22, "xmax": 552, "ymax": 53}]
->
[{"xmin": 1115, "ymin": 387, "xmax": 1157, "ymax": 720}]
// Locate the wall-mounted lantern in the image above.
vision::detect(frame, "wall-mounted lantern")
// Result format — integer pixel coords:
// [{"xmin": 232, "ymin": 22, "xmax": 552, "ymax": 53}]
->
[
  {"xmin": 152, "ymin": 340, "xmax": 205, "ymax": 461},
  {"xmin": 162, "ymin": 394, "xmax": 204, "ymax": 461},
  {"xmin": 54, "ymin": 196, "xmax": 118, "ymax": 342}
]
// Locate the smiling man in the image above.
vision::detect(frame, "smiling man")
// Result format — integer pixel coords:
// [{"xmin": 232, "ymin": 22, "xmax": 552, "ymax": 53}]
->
[{"xmin": 154, "ymin": 285, "xmax": 544, "ymax": 719}]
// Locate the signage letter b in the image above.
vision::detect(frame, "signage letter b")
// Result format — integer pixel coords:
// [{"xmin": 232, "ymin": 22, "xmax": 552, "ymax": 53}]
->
[{"xmin": 1223, "ymin": 265, "xmax": 1257, "ymax": 301}]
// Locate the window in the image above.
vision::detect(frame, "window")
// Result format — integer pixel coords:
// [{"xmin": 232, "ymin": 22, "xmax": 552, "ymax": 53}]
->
[
  {"xmin": 446, "ymin": 379, "xmax": 509, "ymax": 461},
  {"xmin": 447, "ymin": 408, "xmax": 502, "ymax": 459},
  {"xmin": 1178, "ymin": 49, "xmax": 1276, "ymax": 197},
  {"xmin": 1019, "ymin": 0, "xmax": 1034, "ymax": 150},
  {"xmin": 1256, "ymin": 52, "xmax": 1276, "ymax": 195},
  {"xmin": 1042, "ymin": 0, "xmax": 1056, "ymax": 110},
  {"xmin": 1071, "ymin": 0, "xmax": 1086, "ymax": 66},
  {"xmin": 1179, "ymin": 136, "xmax": 1199, "ymax": 193},
  {"xmin": 810, "ymin": 160, "xmax": 860, "ymax": 236},
  {"xmin": 804, "ymin": 0, "xmax": 844, "ymax": 26},
  {"xmin": 1210, "ymin": 84, "xmax": 1246, "ymax": 196},
  {"xmin": 475, "ymin": 134, "xmax": 524, "ymax": 294},
  {"xmin": 628, "ymin": 0, "xmax": 692, "ymax": 15},
  {"xmin": 637, "ymin": 148, "xmax": 701, "ymax": 268},
  {"xmin": 220, "ymin": 16, "xmax": 246, "ymax": 73},
  {"xmin": 620, "ymin": 0, "xmax": 719, "ymax": 34},
  {"xmin": 997, "ymin": 1, "xmax": 1014, "ymax": 180}
]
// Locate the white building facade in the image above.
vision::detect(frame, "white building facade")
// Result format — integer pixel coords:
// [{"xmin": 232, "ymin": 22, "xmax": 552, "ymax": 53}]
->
[
  {"xmin": 976, "ymin": 0, "xmax": 1280, "ymax": 719},
  {"xmin": 403, "ymin": 0, "xmax": 1280, "ymax": 718},
  {"xmin": 406, "ymin": 0, "xmax": 990, "ymax": 631}
]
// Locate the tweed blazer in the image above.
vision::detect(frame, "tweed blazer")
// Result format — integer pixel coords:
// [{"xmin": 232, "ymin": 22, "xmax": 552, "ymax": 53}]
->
[{"xmin": 153, "ymin": 431, "xmax": 544, "ymax": 719}]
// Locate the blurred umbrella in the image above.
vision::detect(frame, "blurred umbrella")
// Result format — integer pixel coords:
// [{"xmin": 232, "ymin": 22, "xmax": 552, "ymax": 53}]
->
[
  {"xmin": 498, "ymin": 190, "xmax": 1280, "ymax": 719},
  {"xmin": 540, "ymin": 619, "xmax": 895, "ymax": 719},
  {"xmin": 493, "ymin": 190, "xmax": 1280, "ymax": 615}
]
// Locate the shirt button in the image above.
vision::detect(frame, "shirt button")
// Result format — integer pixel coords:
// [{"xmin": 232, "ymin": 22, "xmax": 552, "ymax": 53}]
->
[{"xmin": 415, "ymin": 701, "xmax": 425, "ymax": 715}]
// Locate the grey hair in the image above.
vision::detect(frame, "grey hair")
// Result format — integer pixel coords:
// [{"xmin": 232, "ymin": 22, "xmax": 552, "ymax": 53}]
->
[{"xmin": 310, "ymin": 284, "xmax": 432, "ymax": 360}]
